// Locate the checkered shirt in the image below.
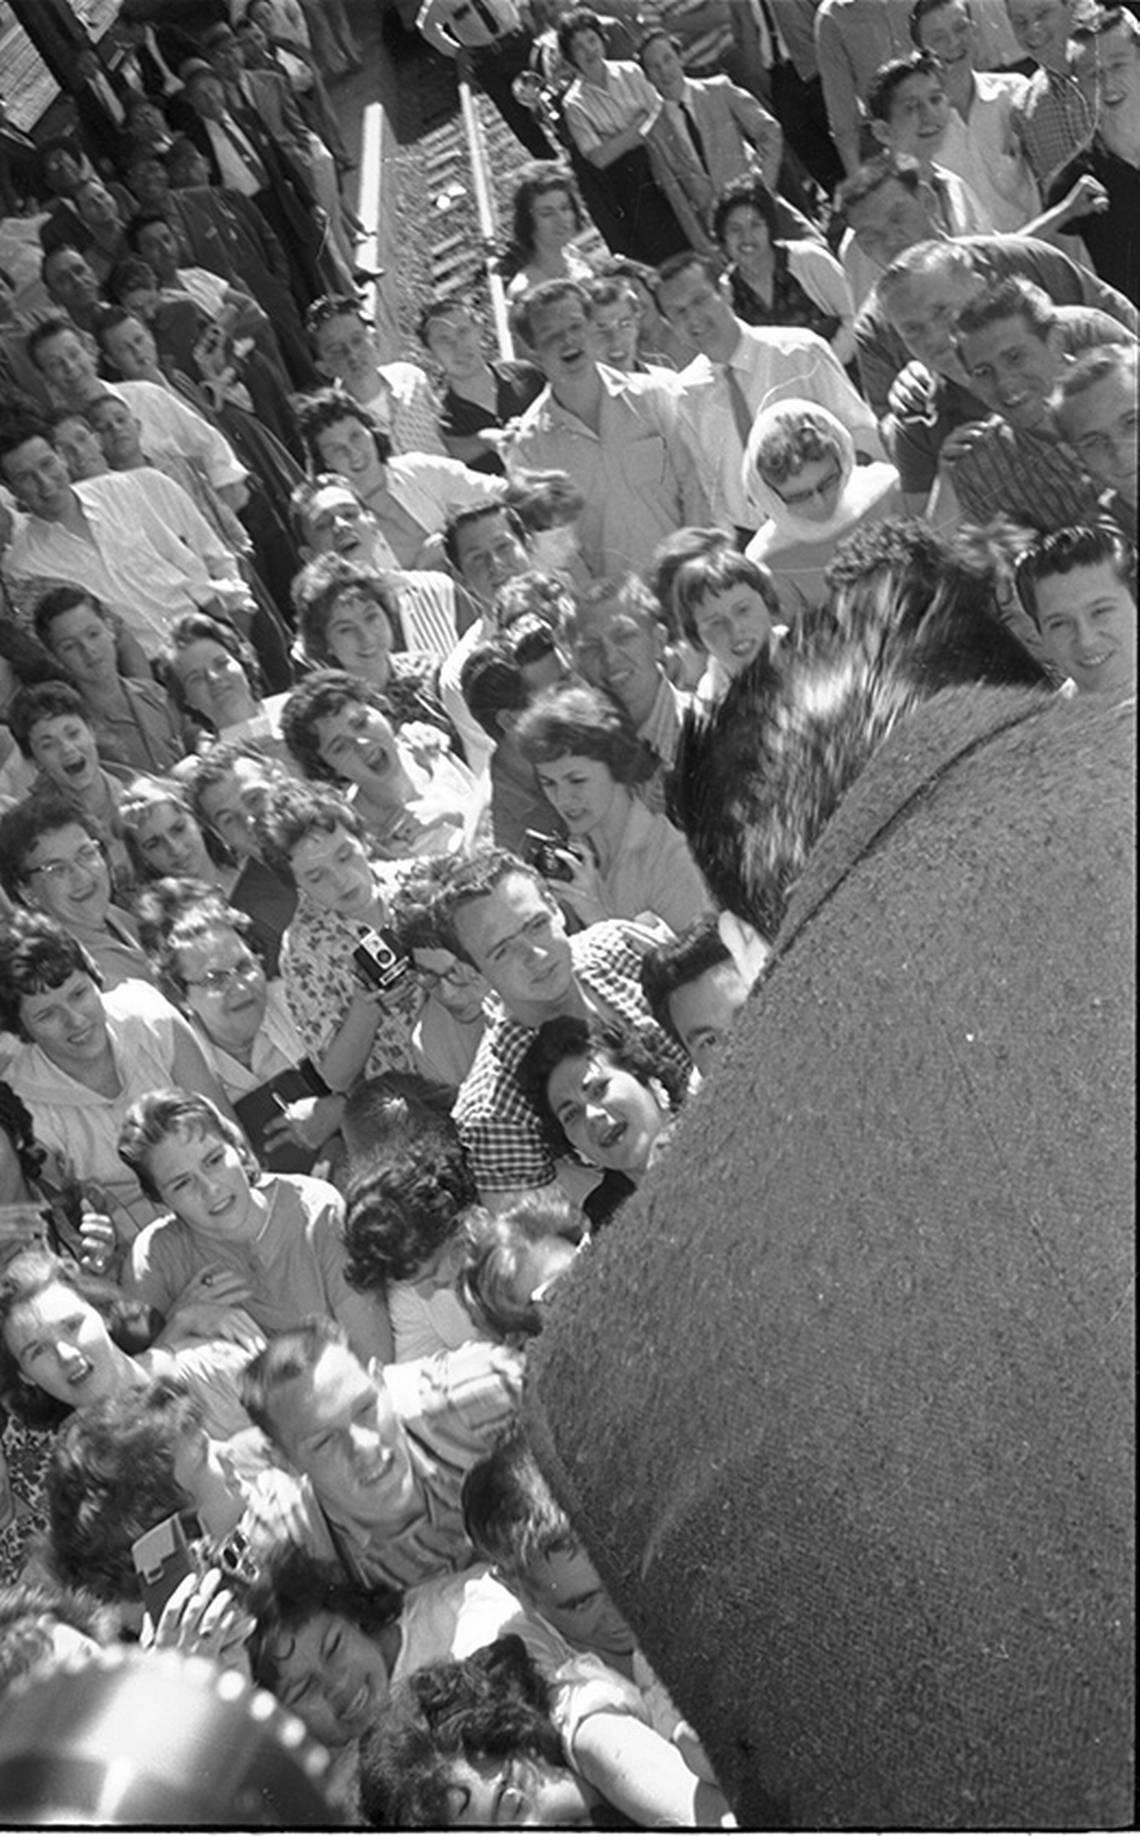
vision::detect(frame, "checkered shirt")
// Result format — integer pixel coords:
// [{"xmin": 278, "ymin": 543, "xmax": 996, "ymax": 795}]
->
[{"xmin": 453, "ymin": 920, "xmax": 690, "ymax": 1194}]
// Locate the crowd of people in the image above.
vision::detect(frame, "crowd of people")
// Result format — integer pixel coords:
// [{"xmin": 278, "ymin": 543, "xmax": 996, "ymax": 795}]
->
[{"xmin": 0, "ymin": 0, "xmax": 1136, "ymax": 1824}]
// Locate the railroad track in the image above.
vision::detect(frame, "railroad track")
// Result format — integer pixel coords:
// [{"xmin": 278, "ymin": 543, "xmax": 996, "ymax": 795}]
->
[{"xmin": 378, "ymin": 33, "xmax": 534, "ymax": 361}]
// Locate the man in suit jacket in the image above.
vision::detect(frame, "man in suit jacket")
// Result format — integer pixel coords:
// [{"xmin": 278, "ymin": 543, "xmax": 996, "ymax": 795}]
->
[
  {"xmin": 177, "ymin": 59, "xmax": 325, "ymax": 310},
  {"xmin": 638, "ymin": 30, "xmax": 783, "ymax": 250}
]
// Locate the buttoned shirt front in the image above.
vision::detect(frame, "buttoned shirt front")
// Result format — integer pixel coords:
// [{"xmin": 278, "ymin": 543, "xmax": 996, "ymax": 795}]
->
[
  {"xmin": 937, "ymin": 71, "xmax": 1041, "ymax": 234},
  {"xmin": 507, "ymin": 365, "xmax": 711, "ymax": 575},
  {"xmin": 675, "ymin": 322, "xmax": 881, "ymax": 530},
  {"xmin": 453, "ymin": 919, "xmax": 688, "ymax": 1195},
  {"xmin": 2, "ymin": 470, "xmax": 239, "ymax": 655}
]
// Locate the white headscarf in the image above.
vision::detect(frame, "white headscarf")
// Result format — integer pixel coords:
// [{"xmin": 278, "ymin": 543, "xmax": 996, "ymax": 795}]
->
[{"xmin": 741, "ymin": 398, "xmax": 898, "ymax": 555}]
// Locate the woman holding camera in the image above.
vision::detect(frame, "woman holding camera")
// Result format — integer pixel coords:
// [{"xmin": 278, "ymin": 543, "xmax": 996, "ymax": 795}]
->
[
  {"xmin": 515, "ymin": 683, "xmax": 710, "ymax": 935},
  {"xmin": 255, "ymin": 782, "xmax": 424, "ymax": 1096}
]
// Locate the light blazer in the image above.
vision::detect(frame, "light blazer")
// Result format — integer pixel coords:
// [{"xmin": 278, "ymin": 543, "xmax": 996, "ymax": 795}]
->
[{"xmin": 646, "ymin": 75, "xmax": 783, "ymax": 250}]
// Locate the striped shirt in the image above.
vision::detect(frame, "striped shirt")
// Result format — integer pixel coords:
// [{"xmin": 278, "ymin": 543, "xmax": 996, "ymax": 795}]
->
[
  {"xmin": 322, "ymin": 1343, "xmax": 525, "ymax": 1589},
  {"xmin": 953, "ymin": 419, "xmax": 1102, "ymax": 533}
]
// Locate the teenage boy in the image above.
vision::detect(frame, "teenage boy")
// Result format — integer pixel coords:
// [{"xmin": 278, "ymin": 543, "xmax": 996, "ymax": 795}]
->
[
  {"xmin": 1014, "ymin": 521, "xmax": 1136, "ymax": 697},
  {"xmin": 306, "ymin": 294, "xmax": 446, "ymax": 457}
]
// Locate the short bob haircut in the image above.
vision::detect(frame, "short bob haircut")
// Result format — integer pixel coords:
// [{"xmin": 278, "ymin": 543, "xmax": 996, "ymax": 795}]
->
[
  {"xmin": 291, "ymin": 556, "xmax": 401, "ymax": 668},
  {"xmin": 117, "ymin": 1089, "xmax": 260, "ymax": 1206},
  {"xmin": 508, "ymin": 161, "xmax": 586, "ymax": 266},
  {"xmin": 6, "ymin": 679, "xmax": 93, "ymax": 760},
  {"xmin": 1014, "ymin": 522, "xmax": 1137, "ymax": 630},
  {"xmin": 672, "ymin": 547, "xmax": 783, "ymax": 651},
  {"xmin": 0, "ymin": 913, "xmax": 103, "ymax": 1041},
  {"xmin": 0, "ymin": 1249, "xmax": 159, "ymax": 1433},
  {"xmin": 247, "ymin": 1544, "xmax": 402, "ymax": 1701},
  {"xmin": 644, "ymin": 525, "xmax": 737, "ymax": 643},
  {"xmin": 556, "ymin": 6, "xmax": 608, "ymax": 64},
  {"xmin": 514, "ymin": 681, "xmax": 655, "ymax": 784},
  {"xmin": 711, "ymin": 174, "xmax": 782, "ymax": 251},
  {"xmin": 251, "ymin": 779, "xmax": 368, "ymax": 884},
  {"xmin": 290, "ymin": 386, "xmax": 393, "ymax": 475},
  {"xmin": 279, "ymin": 669, "xmax": 396, "ymax": 785},
  {"xmin": 750, "ymin": 402, "xmax": 844, "ymax": 487},
  {"xmin": 519, "ymin": 1012, "xmax": 686, "ymax": 1161},
  {"xmin": 46, "ymin": 1374, "xmax": 202, "ymax": 1605},
  {"xmin": 0, "ymin": 793, "xmax": 104, "ymax": 905},
  {"xmin": 31, "ymin": 582, "xmax": 112, "ymax": 654},
  {"xmin": 156, "ymin": 612, "xmax": 264, "ymax": 726}
]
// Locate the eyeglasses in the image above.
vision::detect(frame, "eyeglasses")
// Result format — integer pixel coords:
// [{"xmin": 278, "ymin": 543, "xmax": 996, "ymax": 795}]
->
[
  {"xmin": 773, "ymin": 464, "xmax": 843, "ymax": 509},
  {"xmin": 416, "ymin": 959, "xmax": 480, "ymax": 993},
  {"xmin": 29, "ymin": 840, "xmax": 104, "ymax": 885},
  {"xmin": 183, "ymin": 956, "xmax": 260, "ymax": 993}
]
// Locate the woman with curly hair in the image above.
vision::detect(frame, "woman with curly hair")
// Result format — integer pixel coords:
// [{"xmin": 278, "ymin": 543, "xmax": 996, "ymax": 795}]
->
[
  {"xmin": 514, "ymin": 682, "xmax": 709, "ymax": 932},
  {"xmin": 503, "ymin": 163, "xmax": 599, "ymax": 303},
  {"xmin": 341, "ymin": 1078, "xmax": 487, "ymax": 1362},
  {"xmin": 254, "ymin": 782, "xmax": 425, "ymax": 1093},
  {"xmin": 157, "ymin": 613, "xmax": 288, "ymax": 755},
  {"xmin": 519, "ymin": 1015, "xmax": 686, "ymax": 1221},
  {"xmin": 360, "ymin": 1631, "xmax": 732, "ymax": 1827},
  {"xmin": 280, "ymin": 671, "xmax": 480, "ymax": 861}
]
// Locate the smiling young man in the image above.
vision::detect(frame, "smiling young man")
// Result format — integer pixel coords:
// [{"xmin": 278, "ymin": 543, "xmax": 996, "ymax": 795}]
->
[
  {"xmin": 0, "ymin": 417, "xmax": 248, "ymax": 659},
  {"xmin": 241, "ymin": 1316, "xmax": 523, "ymax": 1588},
  {"xmin": 437, "ymin": 848, "xmax": 688, "ymax": 1207},
  {"xmin": 292, "ymin": 387, "xmax": 499, "ymax": 572},
  {"xmin": 911, "ymin": 0, "xmax": 1044, "ymax": 232},
  {"xmin": 933, "ymin": 273, "xmax": 1108, "ymax": 529},
  {"xmin": 1015, "ymin": 520, "xmax": 1137, "ymax": 696},
  {"xmin": 306, "ymin": 294, "xmax": 446, "ymax": 457},
  {"xmin": 33, "ymin": 585, "xmax": 188, "ymax": 776},
  {"xmin": 559, "ymin": 574, "xmax": 690, "ymax": 795},
  {"xmin": 505, "ymin": 278, "xmax": 711, "ymax": 576},
  {"xmin": 655, "ymin": 252, "xmax": 882, "ymax": 538}
]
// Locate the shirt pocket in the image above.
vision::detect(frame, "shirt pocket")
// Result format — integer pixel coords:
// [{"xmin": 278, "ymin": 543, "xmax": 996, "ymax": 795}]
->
[{"xmin": 621, "ymin": 434, "xmax": 669, "ymax": 495}]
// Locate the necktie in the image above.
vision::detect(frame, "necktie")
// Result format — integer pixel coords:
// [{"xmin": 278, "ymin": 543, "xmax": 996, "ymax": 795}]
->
[
  {"xmin": 218, "ymin": 115, "xmax": 268, "ymax": 189},
  {"xmin": 757, "ymin": 0, "xmax": 786, "ymax": 66},
  {"xmin": 722, "ymin": 362, "xmax": 754, "ymax": 447},
  {"xmin": 680, "ymin": 99, "xmax": 708, "ymax": 171}
]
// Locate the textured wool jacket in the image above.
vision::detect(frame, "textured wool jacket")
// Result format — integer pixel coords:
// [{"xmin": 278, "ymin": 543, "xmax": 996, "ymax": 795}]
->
[{"xmin": 524, "ymin": 683, "xmax": 1135, "ymax": 1829}]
